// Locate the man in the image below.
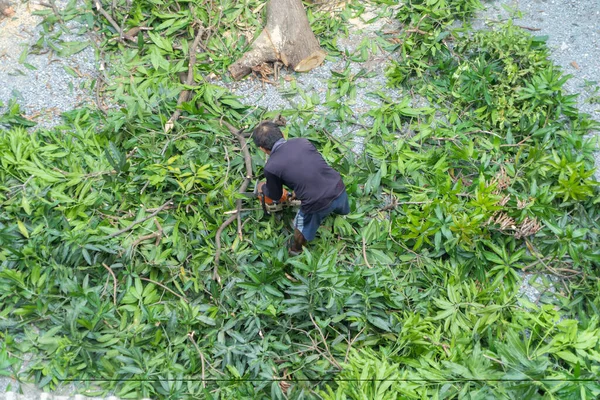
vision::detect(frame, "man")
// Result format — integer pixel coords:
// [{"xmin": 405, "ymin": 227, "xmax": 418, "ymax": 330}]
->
[{"xmin": 253, "ymin": 121, "xmax": 350, "ymax": 255}]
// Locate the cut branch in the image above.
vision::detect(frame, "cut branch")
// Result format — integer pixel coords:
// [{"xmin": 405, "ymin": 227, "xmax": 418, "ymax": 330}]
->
[
  {"xmin": 164, "ymin": 24, "xmax": 205, "ymax": 135},
  {"xmin": 213, "ymin": 121, "xmax": 253, "ymax": 282},
  {"xmin": 187, "ymin": 332, "xmax": 207, "ymax": 389},
  {"xmin": 309, "ymin": 314, "xmax": 341, "ymax": 369},
  {"xmin": 228, "ymin": 0, "xmax": 326, "ymax": 80},
  {"xmin": 362, "ymin": 236, "xmax": 372, "ymax": 269},
  {"xmin": 131, "ymin": 219, "xmax": 163, "ymax": 250}
]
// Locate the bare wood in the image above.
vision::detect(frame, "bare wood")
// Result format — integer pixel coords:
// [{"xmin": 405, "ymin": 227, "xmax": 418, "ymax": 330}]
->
[
  {"xmin": 213, "ymin": 213, "xmax": 237, "ymax": 282},
  {"xmin": 224, "ymin": 207, "xmax": 261, "ymax": 215},
  {"xmin": 228, "ymin": 0, "xmax": 326, "ymax": 80},
  {"xmin": 309, "ymin": 314, "xmax": 341, "ymax": 369},
  {"xmin": 344, "ymin": 327, "xmax": 365, "ymax": 363},
  {"xmin": 93, "ymin": 0, "xmax": 135, "ymax": 41},
  {"xmin": 380, "ymin": 200, "xmax": 431, "ymax": 211},
  {"xmin": 131, "ymin": 219, "xmax": 163, "ymax": 250}
]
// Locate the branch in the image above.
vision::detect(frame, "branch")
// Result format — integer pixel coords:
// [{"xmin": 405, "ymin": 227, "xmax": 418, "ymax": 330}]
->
[
  {"xmin": 140, "ymin": 277, "xmax": 188, "ymax": 303},
  {"xmin": 309, "ymin": 314, "xmax": 341, "ymax": 369},
  {"xmin": 380, "ymin": 198, "xmax": 431, "ymax": 211},
  {"xmin": 164, "ymin": 23, "xmax": 205, "ymax": 135},
  {"xmin": 213, "ymin": 213, "xmax": 237, "ymax": 281},
  {"xmin": 93, "ymin": 0, "xmax": 134, "ymax": 41},
  {"xmin": 362, "ymin": 236, "xmax": 373, "ymax": 269},
  {"xmin": 131, "ymin": 219, "xmax": 163, "ymax": 250},
  {"xmin": 102, "ymin": 263, "xmax": 118, "ymax": 305},
  {"xmin": 213, "ymin": 121, "xmax": 253, "ymax": 282},
  {"xmin": 188, "ymin": 332, "xmax": 206, "ymax": 388},
  {"xmin": 104, "ymin": 200, "xmax": 173, "ymax": 239},
  {"xmin": 344, "ymin": 327, "xmax": 365, "ymax": 363}
]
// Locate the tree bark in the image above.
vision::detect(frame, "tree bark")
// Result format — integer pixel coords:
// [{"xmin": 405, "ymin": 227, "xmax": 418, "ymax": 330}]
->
[{"xmin": 228, "ymin": 0, "xmax": 326, "ymax": 80}]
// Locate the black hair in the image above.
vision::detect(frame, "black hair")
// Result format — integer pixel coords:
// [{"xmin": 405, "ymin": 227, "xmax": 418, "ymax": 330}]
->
[{"xmin": 252, "ymin": 121, "xmax": 284, "ymax": 150}]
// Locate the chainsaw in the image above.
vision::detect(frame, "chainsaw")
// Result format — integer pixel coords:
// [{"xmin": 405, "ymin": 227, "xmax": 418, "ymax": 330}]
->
[{"xmin": 242, "ymin": 181, "xmax": 301, "ymax": 214}]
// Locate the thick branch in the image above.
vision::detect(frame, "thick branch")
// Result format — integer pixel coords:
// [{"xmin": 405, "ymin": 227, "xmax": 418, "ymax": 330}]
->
[
  {"xmin": 213, "ymin": 121, "xmax": 253, "ymax": 282},
  {"xmin": 165, "ymin": 24, "xmax": 205, "ymax": 134}
]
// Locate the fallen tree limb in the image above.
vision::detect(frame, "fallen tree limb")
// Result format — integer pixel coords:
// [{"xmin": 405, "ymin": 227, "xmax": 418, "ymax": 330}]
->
[
  {"xmin": 164, "ymin": 23, "xmax": 205, "ymax": 135},
  {"xmin": 131, "ymin": 219, "xmax": 163, "ymax": 251},
  {"xmin": 213, "ymin": 121, "xmax": 253, "ymax": 283},
  {"xmin": 187, "ymin": 332, "xmax": 207, "ymax": 389},
  {"xmin": 362, "ymin": 236, "xmax": 372, "ymax": 269},
  {"xmin": 309, "ymin": 314, "xmax": 342, "ymax": 369}
]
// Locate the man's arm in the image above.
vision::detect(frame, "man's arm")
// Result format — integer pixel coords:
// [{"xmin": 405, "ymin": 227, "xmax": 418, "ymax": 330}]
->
[{"xmin": 262, "ymin": 170, "xmax": 283, "ymax": 201}]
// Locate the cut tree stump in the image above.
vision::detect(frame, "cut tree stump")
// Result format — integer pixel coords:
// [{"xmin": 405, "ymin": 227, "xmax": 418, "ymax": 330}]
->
[{"xmin": 228, "ymin": 0, "xmax": 326, "ymax": 80}]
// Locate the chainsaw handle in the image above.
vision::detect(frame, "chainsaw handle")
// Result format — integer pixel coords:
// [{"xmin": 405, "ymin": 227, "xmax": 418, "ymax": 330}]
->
[{"xmin": 255, "ymin": 181, "xmax": 266, "ymax": 195}]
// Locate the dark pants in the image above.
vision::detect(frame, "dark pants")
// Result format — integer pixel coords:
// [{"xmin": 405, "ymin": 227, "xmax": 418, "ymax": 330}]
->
[{"xmin": 293, "ymin": 190, "xmax": 350, "ymax": 241}]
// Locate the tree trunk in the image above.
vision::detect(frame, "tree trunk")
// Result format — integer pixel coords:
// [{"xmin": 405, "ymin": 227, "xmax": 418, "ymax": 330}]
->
[{"xmin": 228, "ymin": 0, "xmax": 327, "ymax": 80}]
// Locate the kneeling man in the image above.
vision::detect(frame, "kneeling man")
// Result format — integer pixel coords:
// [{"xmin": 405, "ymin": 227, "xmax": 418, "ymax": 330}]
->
[{"xmin": 253, "ymin": 121, "xmax": 350, "ymax": 255}]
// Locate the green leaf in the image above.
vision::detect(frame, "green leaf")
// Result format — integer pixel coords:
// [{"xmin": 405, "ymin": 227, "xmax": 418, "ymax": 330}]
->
[
  {"xmin": 17, "ymin": 220, "xmax": 29, "ymax": 238},
  {"xmin": 555, "ymin": 351, "xmax": 580, "ymax": 365}
]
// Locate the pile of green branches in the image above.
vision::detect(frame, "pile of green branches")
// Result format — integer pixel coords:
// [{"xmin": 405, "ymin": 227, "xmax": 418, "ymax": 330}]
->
[{"xmin": 1, "ymin": 0, "xmax": 599, "ymax": 398}]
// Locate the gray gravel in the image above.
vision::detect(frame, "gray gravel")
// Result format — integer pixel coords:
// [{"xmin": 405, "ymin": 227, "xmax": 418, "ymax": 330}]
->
[{"xmin": 0, "ymin": 0, "xmax": 97, "ymax": 128}]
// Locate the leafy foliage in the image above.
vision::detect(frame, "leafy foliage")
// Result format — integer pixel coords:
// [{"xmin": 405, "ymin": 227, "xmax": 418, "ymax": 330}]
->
[{"xmin": 1, "ymin": 0, "xmax": 600, "ymax": 398}]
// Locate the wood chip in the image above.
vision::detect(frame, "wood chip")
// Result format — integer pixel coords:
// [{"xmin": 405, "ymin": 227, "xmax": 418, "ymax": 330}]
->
[{"xmin": 570, "ymin": 61, "xmax": 580, "ymax": 70}]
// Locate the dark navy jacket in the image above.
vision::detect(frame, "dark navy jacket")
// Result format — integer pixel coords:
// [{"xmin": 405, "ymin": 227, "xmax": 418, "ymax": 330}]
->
[{"xmin": 262, "ymin": 138, "xmax": 345, "ymax": 214}]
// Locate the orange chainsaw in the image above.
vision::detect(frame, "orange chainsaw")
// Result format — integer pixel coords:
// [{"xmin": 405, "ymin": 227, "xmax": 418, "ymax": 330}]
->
[{"xmin": 243, "ymin": 181, "xmax": 301, "ymax": 214}]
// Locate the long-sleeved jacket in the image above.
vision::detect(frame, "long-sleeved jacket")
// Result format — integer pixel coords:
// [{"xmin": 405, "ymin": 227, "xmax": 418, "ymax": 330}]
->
[{"xmin": 262, "ymin": 138, "xmax": 345, "ymax": 214}]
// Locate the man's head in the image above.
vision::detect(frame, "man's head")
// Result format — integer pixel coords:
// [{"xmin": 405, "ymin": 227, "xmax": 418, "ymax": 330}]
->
[{"xmin": 253, "ymin": 121, "xmax": 283, "ymax": 154}]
